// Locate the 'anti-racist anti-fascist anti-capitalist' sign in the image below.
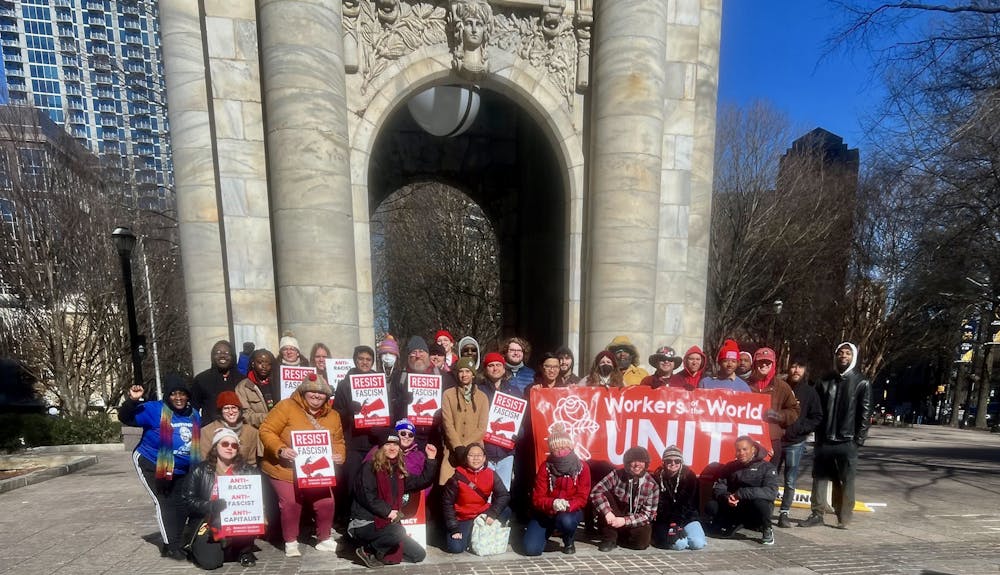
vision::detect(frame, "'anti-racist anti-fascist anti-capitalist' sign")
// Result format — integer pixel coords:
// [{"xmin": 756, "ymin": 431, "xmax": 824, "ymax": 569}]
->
[{"xmin": 217, "ymin": 475, "xmax": 266, "ymax": 537}]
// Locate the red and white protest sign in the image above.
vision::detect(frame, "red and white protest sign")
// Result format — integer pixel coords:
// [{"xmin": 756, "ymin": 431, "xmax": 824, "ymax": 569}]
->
[
  {"xmin": 279, "ymin": 365, "xmax": 317, "ymax": 400},
  {"xmin": 291, "ymin": 430, "xmax": 336, "ymax": 488},
  {"xmin": 406, "ymin": 374, "xmax": 442, "ymax": 427},
  {"xmin": 217, "ymin": 475, "xmax": 266, "ymax": 537},
  {"xmin": 326, "ymin": 358, "xmax": 354, "ymax": 390},
  {"xmin": 529, "ymin": 387, "xmax": 771, "ymax": 474},
  {"xmin": 399, "ymin": 489, "xmax": 427, "ymax": 549},
  {"xmin": 484, "ymin": 392, "xmax": 527, "ymax": 450},
  {"xmin": 350, "ymin": 372, "xmax": 390, "ymax": 428}
]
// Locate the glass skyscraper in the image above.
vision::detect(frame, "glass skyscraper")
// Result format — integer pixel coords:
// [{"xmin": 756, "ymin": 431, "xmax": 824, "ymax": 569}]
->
[{"xmin": 0, "ymin": 0, "xmax": 171, "ymax": 211}]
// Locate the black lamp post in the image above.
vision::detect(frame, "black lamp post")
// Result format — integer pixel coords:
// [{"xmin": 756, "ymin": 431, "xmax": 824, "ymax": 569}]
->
[
  {"xmin": 768, "ymin": 299, "xmax": 783, "ymax": 348},
  {"xmin": 112, "ymin": 227, "xmax": 144, "ymax": 393}
]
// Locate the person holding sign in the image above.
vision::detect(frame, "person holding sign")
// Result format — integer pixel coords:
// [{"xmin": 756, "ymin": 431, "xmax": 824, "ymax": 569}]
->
[
  {"xmin": 441, "ymin": 443, "xmax": 512, "ymax": 554},
  {"xmin": 183, "ymin": 428, "xmax": 261, "ymax": 569},
  {"xmin": 235, "ymin": 349, "xmax": 277, "ymax": 428},
  {"xmin": 332, "ymin": 344, "xmax": 379, "ymax": 526},
  {"xmin": 477, "ymin": 352, "xmax": 522, "ymax": 490},
  {"xmin": 351, "ymin": 432, "xmax": 439, "ymax": 568},
  {"xmin": 440, "ymin": 358, "xmax": 489, "ymax": 484},
  {"xmin": 523, "ymin": 430, "xmax": 590, "ymax": 556},
  {"xmin": 259, "ymin": 374, "xmax": 347, "ymax": 558}
]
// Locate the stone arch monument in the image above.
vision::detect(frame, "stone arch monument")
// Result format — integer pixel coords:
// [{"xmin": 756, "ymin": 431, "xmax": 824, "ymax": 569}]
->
[{"xmin": 160, "ymin": 0, "xmax": 721, "ymax": 371}]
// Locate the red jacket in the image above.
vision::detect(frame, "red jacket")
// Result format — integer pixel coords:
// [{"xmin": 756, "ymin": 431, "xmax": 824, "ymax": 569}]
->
[
  {"xmin": 673, "ymin": 346, "xmax": 706, "ymax": 390},
  {"xmin": 441, "ymin": 465, "xmax": 510, "ymax": 532},
  {"xmin": 532, "ymin": 460, "xmax": 591, "ymax": 515}
]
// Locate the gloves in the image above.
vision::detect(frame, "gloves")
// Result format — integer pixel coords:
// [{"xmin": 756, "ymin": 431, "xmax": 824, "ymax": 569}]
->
[
  {"xmin": 552, "ymin": 498, "xmax": 569, "ymax": 512},
  {"xmin": 209, "ymin": 499, "xmax": 228, "ymax": 514},
  {"xmin": 765, "ymin": 409, "xmax": 781, "ymax": 423}
]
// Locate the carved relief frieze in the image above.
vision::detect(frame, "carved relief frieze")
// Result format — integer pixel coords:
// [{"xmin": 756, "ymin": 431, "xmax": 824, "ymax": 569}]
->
[{"xmin": 347, "ymin": 0, "xmax": 592, "ymax": 106}]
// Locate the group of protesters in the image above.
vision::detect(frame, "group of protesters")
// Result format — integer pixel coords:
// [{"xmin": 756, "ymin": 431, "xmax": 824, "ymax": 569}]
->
[{"xmin": 120, "ymin": 329, "xmax": 871, "ymax": 569}]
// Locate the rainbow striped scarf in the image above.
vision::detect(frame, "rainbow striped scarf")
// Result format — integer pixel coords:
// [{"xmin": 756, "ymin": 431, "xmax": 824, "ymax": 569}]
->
[{"xmin": 155, "ymin": 402, "xmax": 201, "ymax": 480}]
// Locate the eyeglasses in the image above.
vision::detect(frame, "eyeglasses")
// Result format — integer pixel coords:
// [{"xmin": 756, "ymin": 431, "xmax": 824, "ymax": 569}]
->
[
  {"xmin": 221, "ymin": 405, "xmax": 240, "ymax": 411},
  {"xmin": 218, "ymin": 441, "xmax": 239, "ymax": 449},
  {"xmin": 398, "ymin": 431, "xmax": 414, "ymax": 438},
  {"xmin": 542, "ymin": 364, "xmax": 560, "ymax": 370},
  {"xmin": 664, "ymin": 458, "xmax": 683, "ymax": 465}
]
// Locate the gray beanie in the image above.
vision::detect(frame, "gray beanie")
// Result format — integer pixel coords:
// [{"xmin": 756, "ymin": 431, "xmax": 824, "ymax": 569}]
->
[{"xmin": 407, "ymin": 336, "xmax": 429, "ymax": 354}]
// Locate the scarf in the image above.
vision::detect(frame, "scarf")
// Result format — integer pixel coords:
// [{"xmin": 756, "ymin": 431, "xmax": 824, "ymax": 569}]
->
[
  {"xmin": 373, "ymin": 461, "xmax": 406, "ymax": 563},
  {"xmin": 249, "ymin": 370, "xmax": 275, "ymax": 410},
  {"xmin": 506, "ymin": 362, "xmax": 523, "ymax": 374},
  {"xmin": 754, "ymin": 368, "xmax": 776, "ymax": 392},
  {"xmin": 455, "ymin": 385, "xmax": 477, "ymax": 412},
  {"xmin": 546, "ymin": 451, "xmax": 582, "ymax": 491},
  {"xmin": 155, "ymin": 403, "xmax": 200, "ymax": 480}
]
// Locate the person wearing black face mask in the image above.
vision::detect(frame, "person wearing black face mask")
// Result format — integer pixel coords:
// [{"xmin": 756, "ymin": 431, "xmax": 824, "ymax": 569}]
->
[{"xmin": 585, "ymin": 351, "xmax": 624, "ymax": 388}]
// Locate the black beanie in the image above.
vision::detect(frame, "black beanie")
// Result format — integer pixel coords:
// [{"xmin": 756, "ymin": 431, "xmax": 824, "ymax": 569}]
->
[{"xmin": 623, "ymin": 446, "xmax": 650, "ymax": 466}]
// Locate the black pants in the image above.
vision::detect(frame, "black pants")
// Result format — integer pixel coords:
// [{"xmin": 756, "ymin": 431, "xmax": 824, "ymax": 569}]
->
[
  {"xmin": 132, "ymin": 451, "xmax": 189, "ymax": 551},
  {"xmin": 706, "ymin": 496, "xmax": 773, "ymax": 531},
  {"xmin": 810, "ymin": 441, "xmax": 858, "ymax": 524},
  {"xmin": 350, "ymin": 522, "xmax": 426, "ymax": 564},
  {"xmin": 336, "ymin": 449, "xmax": 367, "ymax": 524},
  {"xmin": 189, "ymin": 520, "xmax": 254, "ymax": 570}
]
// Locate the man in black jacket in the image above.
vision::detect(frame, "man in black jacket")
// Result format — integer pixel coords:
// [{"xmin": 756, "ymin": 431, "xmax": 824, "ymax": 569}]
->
[
  {"xmin": 800, "ymin": 342, "xmax": 872, "ymax": 529},
  {"xmin": 191, "ymin": 341, "xmax": 241, "ymax": 424},
  {"xmin": 776, "ymin": 355, "xmax": 823, "ymax": 528},
  {"xmin": 706, "ymin": 436, "xmax": 779, "ymax": 545}
]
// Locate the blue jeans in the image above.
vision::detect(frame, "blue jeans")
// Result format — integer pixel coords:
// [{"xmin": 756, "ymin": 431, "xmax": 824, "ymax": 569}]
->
[
  {"xmin": 652, "ymin": 519, "xmax": 706, "ymax": 550},
  {"xmin": 780, "ymin": 441, "xmax": 805, "ymax": 512},
  {"xmin": 522, "ymin": 510, "xmax": 582, "ymax": 556},
  {"xmin": 446, "ymin": 507, "xmax": 512, "ymax": 554},
  {"xmin": 488, "ymin": 456, "xmax": 514, "ymax": 491}
]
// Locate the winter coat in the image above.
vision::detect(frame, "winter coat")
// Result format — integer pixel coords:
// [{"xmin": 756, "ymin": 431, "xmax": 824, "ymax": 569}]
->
[
  {"xmin": 199, "ymin": 421, "xmax": 260, "ymax": 466},
  {"xmin": 712, "ymin": 446, "xmax": 778, "ymax": 503},
  {"xmin": 477, "ymin": 379, "xmax": 521, "ymax": 462},
  {"xmin": 783, "ymin": 377, "xmax": 823, "ymax": 445},
  {"xmin": 350, "ymin": 456, "xmax": 439, "ymax": 524},
  {"xmin": 183, "ymin": 459, "xmax": 260, "ymax": 525},
  {"xmin": 700, "ymin": 375, "xmax": 752, "ymax": 392},
  {"xmin": 118, "ymin": 399, "xmax": 199, "ymax": 475},
  {"xmin": 673, "ymin": 346, "xmax": 706, "ymax": 390},
  {"xmin": 440, "ymin": 384, "xmax": 489, "ymax": 484},
  {"xmin": 234, "ymin": 376, "xmax": 274, "ymax": 428},
  {"xmin": 653, "ymin": 465, "xmax": 700, "ymax": 526},
  {"xmin": 621, "ymin": 365, "xmax": 650, "ymax": 387},
  {"xmin": 191, "ymin": 367, "xmax": 241, "ymax": 424},
  {"xmin": 441, "ymin": 465, "xmax": 510, "ymax": 534},
  {"xmin": 640, "ymin": 373, "xmax": 672, "ymax": 389},
  {"xmin": 532, "ymin": 459, "xmax": 591, "ymax": 515},
  {"xmin": 506, "ymin": 365, "xmax": 536, "ymax": 395},
  {"xmin": 815, "ymin": 342, "xmax": 872, "ymax": 446},
  {"xmin": 750, "ymin": 374, "xmax": 800, "ymax": 441},
  {"xmin": 258, "ymin": 392, "xmax": 347, "ymax": 484},
  {"xmin": 590, "ymin": 469, "xmax": 659, "ymax": 527}
]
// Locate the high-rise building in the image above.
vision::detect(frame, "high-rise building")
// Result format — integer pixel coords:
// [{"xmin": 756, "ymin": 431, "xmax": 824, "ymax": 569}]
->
[{"xmin": 0, "ymin": 0, "xmax": 171, "ymax": 211}]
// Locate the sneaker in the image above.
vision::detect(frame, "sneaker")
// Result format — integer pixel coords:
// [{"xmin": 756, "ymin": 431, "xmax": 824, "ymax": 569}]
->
[
  {"xmin": 719, "ymin": 523, "xmax": 742, "ymax": 538},
  {"xmin": 562, "ymin": 542, "xmax": 576, "ymax": 555},
  {"xmin": 315, "ymin": 538, "xmax": 338, "ymax": 552},
  {"xmin": 799, "ymin": 513, "xmax": 824, "ymax": 528},
  {"xmin": 777, "ymin": 513, "xmax": 792, "ymax": 528},
  {"xmin": 284, "ymin": 541, "xmax": 301, "ymax": 558},
  {"xmin": 239, "ymin": 552, "xmax": 257, "ymax": 567},
  {"xmin": 761, "ymin": 528, "xmax": 774, "ymax": 546},
  {"xmin": 597, "ymin": 540, "xmax": 617, "ymax": 552},
  {"xmin": 836, "ymin": 521, "xmax": 849, "ymax": 530},
  {"xmin": 356, "ymin": 546, "xmax": 384, "ymax": 568}
]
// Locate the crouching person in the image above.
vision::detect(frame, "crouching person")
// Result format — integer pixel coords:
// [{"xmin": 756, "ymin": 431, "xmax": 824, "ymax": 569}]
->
[
  {"xmin": 706, "ymin": 436, "xmax": 778, "ymax": 546},
  {"xmin": 350, "ymin": 433, "xmax": 439, "ymax": 568},
  {"xmin": 183, "ymin": 428, "xmax": 260, "ymax": 569},
  {"xmin": 652, "ymin": 445, "xmax": 706, "ymax": 551},
  {"xmin": 523, "ymin": 430, "xmax": 591, "ymax": 556},
  {"xmin": 590, "ymin": 446, "xmax": 659, "ymax": 552},
  {"xmin": 441, "ymin": 443, "xmax": 512, "ymax": 554}
]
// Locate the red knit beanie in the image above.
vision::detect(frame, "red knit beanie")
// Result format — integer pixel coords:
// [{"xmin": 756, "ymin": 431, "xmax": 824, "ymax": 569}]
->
[
  {"xmin": 483, "ymin": 352, "xmax": 505, "ymax": 366},
  {"xmin": 215, "ymin": 390, "xmax": 241, "ymax": 409},
  {"xmin": 717, "ymin": 339, "xmax": 740, "ymax": 362},
  {"xmin": 434, "ymin": 330, "xmax": 454, "ymax": 343}
]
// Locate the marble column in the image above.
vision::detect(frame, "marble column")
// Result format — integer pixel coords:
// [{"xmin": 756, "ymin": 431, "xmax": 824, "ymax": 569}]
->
[
  {"xmin": 583, "ymin": 0, "xmax": 668, "ymax": 360},
  {"xmin": 258, "ymin": 0, "xmax": 359, "ymax": 351},
  {"xmin": 159, "ymin": 0, "xmax": 231, "ymax": 372}
]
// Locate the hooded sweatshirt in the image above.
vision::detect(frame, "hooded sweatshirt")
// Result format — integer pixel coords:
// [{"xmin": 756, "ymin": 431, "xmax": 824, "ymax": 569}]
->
[
  {"xmin": 671, "ymin": 346, "xmax": 706, "ymax": 390},
  {"xmin": 457, "ymin": 336, "xmax": 481, "ymax": 370},
  {"xmin": 814, "ymin": 342, "xmax": 872, "ymax": 446}
]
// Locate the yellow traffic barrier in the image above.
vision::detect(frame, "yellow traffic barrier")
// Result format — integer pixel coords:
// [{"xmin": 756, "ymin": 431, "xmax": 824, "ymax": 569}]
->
[{"xmin": 776, "ymin": 487, "xmax": 874, "ymax": 512}]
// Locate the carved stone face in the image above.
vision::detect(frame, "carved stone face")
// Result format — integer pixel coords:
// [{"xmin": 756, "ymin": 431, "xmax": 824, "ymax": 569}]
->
[
  {"xmin": 343, "ymin": 0, "xmax": 360, "ymax": 17},
  {"xmin": 376, "ymin": 0, "xmax": 398, "ymax": 25},
  {"xmin": 462, "ymin": 15, "xmax": 484, "ymax": 49}
]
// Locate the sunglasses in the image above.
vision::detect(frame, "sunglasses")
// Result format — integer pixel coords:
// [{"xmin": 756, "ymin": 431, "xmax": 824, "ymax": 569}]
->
[
  {"xmin": 398, "ymin": 431, "xmax": 414, "ymax": 438},
  {"xmin": 218, "ymin": 441, "xmax": 239, "ymax": 449},
  {"xmin": 664, "ymin": 458, "xmax": 683, "ymax": 465}
]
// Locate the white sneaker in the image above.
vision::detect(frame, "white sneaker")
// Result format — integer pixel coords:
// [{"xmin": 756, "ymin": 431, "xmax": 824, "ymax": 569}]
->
[
  {"xmin": 315, "ymin": 539, "xmax": 337, "ymax": 552},
  {"xmin": 285, "ymin": 541, "xmax": 301, "ymax": 558}
]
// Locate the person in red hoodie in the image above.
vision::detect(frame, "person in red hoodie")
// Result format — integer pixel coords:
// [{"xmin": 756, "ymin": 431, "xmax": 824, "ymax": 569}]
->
[
  {"xmin": 523, "ymin": 429, "xmax": 591, "ymax": 555},
  {"xmin": 441, "ymin": 443, "xmax": 512, "ymax": 553},
  {"xmin": 672, "ymin": 346, "xmax": 706, "ymax": 390}
]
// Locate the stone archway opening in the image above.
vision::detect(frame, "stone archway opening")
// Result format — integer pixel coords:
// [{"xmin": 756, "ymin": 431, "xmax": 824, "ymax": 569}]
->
[{"xmin": 368, "ymin": 87, "xmax": 567, "ymax": 353}]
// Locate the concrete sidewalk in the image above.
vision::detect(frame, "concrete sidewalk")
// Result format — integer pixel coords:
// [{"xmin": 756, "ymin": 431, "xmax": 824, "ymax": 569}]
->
[{"xmin": 1, "ymin": 425, "xmax": 999, "ymax": 574}]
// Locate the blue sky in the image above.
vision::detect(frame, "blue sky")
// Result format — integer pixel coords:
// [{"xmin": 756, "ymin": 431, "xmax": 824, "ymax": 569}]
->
[{"xmin": 718, "ymin": 1, "xmax": 883, "ymax": 149}]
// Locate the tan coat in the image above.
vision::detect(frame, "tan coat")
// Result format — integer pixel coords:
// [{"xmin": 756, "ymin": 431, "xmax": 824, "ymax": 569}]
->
[
  {"xmin": 439, "ymin": 384, "xmax": 489, "ymax": 484},
  {"xmin": 200, "ymin": 420, "xmax": 260, "ymax": 466},
  {"xmin": 258, "ymin": 392, "xmax": 347, "ymax": 484},
  {"xmin": 234, "ymin": 377, "xmax": 273, "ymax": 428}
]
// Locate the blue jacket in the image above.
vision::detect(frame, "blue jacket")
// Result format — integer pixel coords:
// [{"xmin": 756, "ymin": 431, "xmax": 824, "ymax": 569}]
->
[
  {"xmin": 118, "ymin": 399, "xmax": 200, "ymax": 476},
  {"xmin": 700, "ymin": 376, "xmax": 751, "ymax": 393},
  {"xmin": 506, "ymin": 365, "xmax": 536, "ymax": 395}
]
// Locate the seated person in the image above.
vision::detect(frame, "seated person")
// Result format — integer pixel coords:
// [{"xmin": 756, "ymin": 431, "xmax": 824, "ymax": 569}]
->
[
  {"xmin": 182, "ymin": 428, "xmax": 261, "ymax": 569},
  {"xmin": 651, "ymin": 445, "xmax": 706, "ymax": 551},
  {"xmin": 706, "ymin": 435, "xmax": 779, "ymax": 546},
  {"xmin": 441, "ymin": 443, "xmax": 512, "ymax": 554},
  {"xmin": 523, "ymin": 430, "xmax": 591, "ymax": 556},
  {"xmin": 590, "ymin": 446, "xmax": 659, "ymax": 552},
  {"xmin": 350, "ymin": 432, "xmax": 439, "ymax": 568}
]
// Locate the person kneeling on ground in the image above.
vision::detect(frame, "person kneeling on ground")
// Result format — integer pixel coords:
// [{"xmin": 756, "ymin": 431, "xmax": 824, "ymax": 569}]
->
[
  {"xmin": 441, "ymin": 443, "xmax": 512, "ymax": 554},
  {"xmin": 590, "ymin": 446, "xmax": 659, "ymax": 552},
  {"xmin": 523, "ymin": 430, "xmax": 591, "ymax": 556},
  {"xmin": 706, "ymin": 435, "xmax": 779, "ymax": 546},
  {"xmin": 350, "ymin": 432, "xmax": 439, "ymax": 568},
  {"xmin": 652, "ymin": 445, "xmax": 706, "ymax": 551},
  {"xmin": 183, "ymin": 428, "xmax": 260, "ymax": 568}
]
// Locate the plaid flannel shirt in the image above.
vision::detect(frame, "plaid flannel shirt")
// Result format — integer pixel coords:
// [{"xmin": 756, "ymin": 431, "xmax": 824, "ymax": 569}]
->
[{"xmin": 590, "ymin": 469, "xmax": 659, "ymax": 527}]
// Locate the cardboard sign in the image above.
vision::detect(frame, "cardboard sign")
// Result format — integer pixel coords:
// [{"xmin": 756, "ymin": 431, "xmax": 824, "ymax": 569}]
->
[
  {"xmin": 279, "ymin": 365, "xmax": 317, "ymax": 400},
  {"xmin": 326, "ymin": 358, "xmax": 354, "ymax": 390},
  {"xmin": 529, "ymin": 387, "xmax": 772, "ymax": 474},
  {"xmin": 399, "ymin": 489, "xmax": 427, "ymax": 549},
  {"xmin": 217, "ymin": 475, "xmax": 266, "ymax": 537},
  {"xmin": 291, "ymin": 430, "xmax": 336, "ymax": 488},
  {"xmin": 350, "ymin": 372, "xmax": 390, "ymax": 428},
  {"xmin": 484, "ymin": 391, "xmax": 527, "ymax": 450},
  {"xmin": 406, "ymin": 373, "xmax": 442, "ymax": 427}
]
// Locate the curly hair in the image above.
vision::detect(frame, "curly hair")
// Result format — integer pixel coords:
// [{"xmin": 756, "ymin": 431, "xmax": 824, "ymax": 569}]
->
[
  {"xmin": 372, "ymin": 443, "xmax": 409, "ymax": 477},
  {"xmin": 501, "ymin": 337, "xmax": 531, "ymax": 362}
]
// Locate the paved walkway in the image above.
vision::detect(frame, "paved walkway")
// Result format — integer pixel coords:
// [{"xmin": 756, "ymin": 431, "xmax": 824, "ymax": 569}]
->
[{"xmin": 2, "ymin": 425, "xmax": 999, "ymax": 574}]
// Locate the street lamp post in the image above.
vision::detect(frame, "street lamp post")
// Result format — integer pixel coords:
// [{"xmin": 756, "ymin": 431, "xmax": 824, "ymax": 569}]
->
[
  {"xmin": 112, "ymin": 227, "xmax": 144, "ymax": 393},
  {"xmin": 768, "ymin": 299, "xmax": 783, "ymax": 349}
]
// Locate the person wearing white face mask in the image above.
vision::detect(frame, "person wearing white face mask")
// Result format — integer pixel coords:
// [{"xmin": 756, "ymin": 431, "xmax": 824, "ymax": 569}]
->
[{"xmin": 377, "ymin": 334, "xmax": 401, "ymax": 378}]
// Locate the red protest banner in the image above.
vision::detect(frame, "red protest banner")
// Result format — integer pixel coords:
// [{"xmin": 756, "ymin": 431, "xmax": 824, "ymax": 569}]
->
[
  {"xmin": 350, "ymin": 373, "xmax": 390, "ymax": 429},
  {"xmin": 484, "ymin": 392, "xmax": 527, "ymax": 450},
  {"xmin": 406, "ymin": 374, "xmax": 442, "ymax": 427},
  {"xmin": 529, "ymin": 386, "xmax": 772, "ymax": 474}
]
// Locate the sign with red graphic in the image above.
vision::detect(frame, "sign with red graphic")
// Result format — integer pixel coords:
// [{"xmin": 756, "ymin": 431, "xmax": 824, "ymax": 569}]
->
[
  {"xmin": 279, "ymin": 365, "xmax": 317, "ymax": 400},
  {"xmin": 218, "ymin": 475, "xmax": 266, "ymax": 537},
  {"xmin": 326, "ymin": 358, "xmax": 354, "ymax": 391},
  {"xmin": 484, "ymin": 392, "xmax": 527, "ymax": 450},
  {"xmin": 399, "ymin": 489, "xmax": 427, "ymax": 549},
  {"xmin": 407, "ymin": 374, "xmax": 442, "ymax": 427},
  {"xmin": 350, "ymin": 373, "xmax": 390, "ymax": 428},
  {"xmin": 291, "ymin": 430, "xmax": 336, "ymax": 488},
  {"xmin": 529, "ymin": 387, "xmax": 772, "ymax": 474}
]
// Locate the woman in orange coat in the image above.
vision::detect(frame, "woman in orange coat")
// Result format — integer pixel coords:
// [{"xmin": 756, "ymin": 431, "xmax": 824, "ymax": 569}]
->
[{"xmin": 259, "ymin": 374, "xmax": 347, "ymax": 558}]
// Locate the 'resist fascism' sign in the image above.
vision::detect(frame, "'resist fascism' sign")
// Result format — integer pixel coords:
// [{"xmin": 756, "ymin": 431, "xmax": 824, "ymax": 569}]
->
[
  {"xmin": 406, "ymin": 373, "xmax": 442, "ymax": 427},
  {"xmin": 529, "ymin": 387, "xmax": 772, "ymax": 474},
  {"xmin": 350, "ymin": 372, "xmax": 390, "ymax": 428},
  {"xmin": 484, "ymin": 391, "xmax": 527, "ymax": 450},
  {"xmin": 279, "ymin": 365, "xmax": 317, "ymax": 400},
  {"xmin": 291, "ymin": 429, "xmax": 336, "ymax": 488}
]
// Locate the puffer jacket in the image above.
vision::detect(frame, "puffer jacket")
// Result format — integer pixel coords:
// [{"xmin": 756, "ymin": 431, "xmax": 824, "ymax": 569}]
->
[
  {"xmin": 441, "ymin": 464, "xmax": 511, "ymax": 534},
  {"xmin": 712, "ymin": 444, "xmax": 778, "ymax": 503},
  {"xmin": 258, "ymin": 392, "xmax": 347, "ymax": 484}
]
